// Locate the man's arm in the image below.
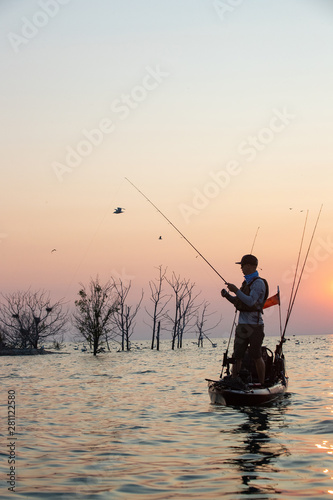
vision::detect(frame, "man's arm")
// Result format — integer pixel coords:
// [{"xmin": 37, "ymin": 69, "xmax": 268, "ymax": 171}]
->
[
  {"xmin": 234, "ymin": 279, "xmax": 265, "ymax": 307},
  {"xmin": 221, "ymin": 289, "xmax": 236, "ymax": 304}
]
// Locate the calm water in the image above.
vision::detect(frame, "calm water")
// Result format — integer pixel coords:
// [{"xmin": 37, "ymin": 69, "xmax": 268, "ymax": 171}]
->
[{"xmin": 1, "ymin": 335, "xmax": 332, "ymax": 499}]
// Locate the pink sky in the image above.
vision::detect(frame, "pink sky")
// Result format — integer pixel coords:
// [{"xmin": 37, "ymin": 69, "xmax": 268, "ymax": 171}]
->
[{"xmin": 1, "ymin": 1, "xmax": 333, "ymax": 338}]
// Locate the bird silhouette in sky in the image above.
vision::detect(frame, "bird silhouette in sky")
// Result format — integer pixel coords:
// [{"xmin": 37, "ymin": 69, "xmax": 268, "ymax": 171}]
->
[
  {"xmin": 113, "ymin": 207, "xmax": 125, "ymax": 214},
  {"xmin": 159, "ymin": 236, "xmax": 162, "ymax": 240},
  {"xmin": 51, "ymin": 249, "xmax": 56, "ymax": 253}
]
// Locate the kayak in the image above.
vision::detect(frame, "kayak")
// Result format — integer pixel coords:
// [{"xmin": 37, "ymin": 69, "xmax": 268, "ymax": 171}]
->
[
  {"xmin": 206, "ymin": 342, "xmax": 288, "ymax": 406},
  {"xmin": 207, "ymin": 377, "xmax": 287, "ymax": 406}
]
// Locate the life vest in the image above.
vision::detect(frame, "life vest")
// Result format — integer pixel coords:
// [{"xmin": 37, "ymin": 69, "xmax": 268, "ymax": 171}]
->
[{"xmin": 234, "ymin": 277, "xmax": 269, "ymax": 313}]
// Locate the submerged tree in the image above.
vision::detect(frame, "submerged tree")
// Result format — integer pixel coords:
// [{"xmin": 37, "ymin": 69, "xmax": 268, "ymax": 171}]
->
[
  {"xmin": 166, "ymin": 273, "xmax": 201, "ymax": 349},
  {"xmin": 145, "ymin": 265, "xmax": 170, "ymax": 350},
  {"xmin": 0, "ymin": 289, "xmax": 67, "ymax": 349},
  {"xmin": 73, "ymin": 277, "xmax": 118, "ymax": 355},
  {"xmin": 195, "ymin": 301, "xmax": 221, "ymax": 347},
  {"xmin": 111, "ymin": 279, "xmax": 143, "ymax": 351}
]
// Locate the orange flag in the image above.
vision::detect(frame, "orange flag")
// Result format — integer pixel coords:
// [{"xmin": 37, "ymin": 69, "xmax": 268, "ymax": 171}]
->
[{"xmin": 263, "ymin": 291, "xmax": 280, "ymax": 309}]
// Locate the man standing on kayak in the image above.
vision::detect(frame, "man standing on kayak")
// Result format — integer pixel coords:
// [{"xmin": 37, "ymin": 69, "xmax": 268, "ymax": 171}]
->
[{"xmin": 221, "ymin": 254, "xmax": 268, "ymax": 386}]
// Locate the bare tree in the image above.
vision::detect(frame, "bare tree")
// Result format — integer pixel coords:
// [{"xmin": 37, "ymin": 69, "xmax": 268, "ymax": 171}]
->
[
  {"xmin": 166, "ymin": 273, "xmax": 201, "ymax": 349},
  {"xmin": 195, "ymin": 301, "xmax": 221, "ymax": 347},
  {"xmin": 73, "ymin": 277, "xmax": 118, "ymax": 355},
  {"xmin": 111, "ymin": 279, "xmax": 143, "ymax": 351},
  {"xmin": 145, "ymin": 265, "xmax": 170, "ymax": 349},
  {"xmin": 0, "ymin": 289, "xmax": 67, "ymax": 349}
]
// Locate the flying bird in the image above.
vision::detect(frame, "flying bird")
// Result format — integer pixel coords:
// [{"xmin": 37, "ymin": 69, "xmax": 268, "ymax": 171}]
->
[
  {"xmin": 51, "ymin": 249, "xmax": 56, "ymax": 253},
  {"xmin": 159, "ymin": 236, "xmax": 162, "ymax": 240},
  {"xmin": 113, "ymin": 207, "xmax": 125, "ymax": 214}
]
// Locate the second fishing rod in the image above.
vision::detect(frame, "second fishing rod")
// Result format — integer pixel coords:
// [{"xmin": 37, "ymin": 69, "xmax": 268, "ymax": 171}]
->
[{"xmin": 125, "ymin": 177, "xmax": 228, "ymax": 284}]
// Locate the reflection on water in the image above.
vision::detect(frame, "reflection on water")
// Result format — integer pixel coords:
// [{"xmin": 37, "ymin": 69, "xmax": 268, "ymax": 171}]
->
[
  {"xmin": 226, "ymin": 401, "xmax": 291, "ymax": 498},
  {"xmin": 0, "ymin": 336, "xmax": 332, "ymax": 499}
]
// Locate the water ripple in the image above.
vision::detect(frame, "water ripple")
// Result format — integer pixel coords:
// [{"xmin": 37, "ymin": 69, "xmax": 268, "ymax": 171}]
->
[{"xmin": 0, "ymin": 336, "xmax": 332, "ymax": 499}]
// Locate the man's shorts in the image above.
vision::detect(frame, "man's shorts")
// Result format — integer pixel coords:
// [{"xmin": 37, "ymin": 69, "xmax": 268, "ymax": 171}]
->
[{"xmin": 233, "ymin": 324, "xmax": 265, "ymax": 360}]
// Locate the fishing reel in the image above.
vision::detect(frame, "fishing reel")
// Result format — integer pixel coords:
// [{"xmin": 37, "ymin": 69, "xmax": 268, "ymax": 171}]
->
[{"xmin": 222, "ymin": 352, "xmax": 235, "ymax": 376}]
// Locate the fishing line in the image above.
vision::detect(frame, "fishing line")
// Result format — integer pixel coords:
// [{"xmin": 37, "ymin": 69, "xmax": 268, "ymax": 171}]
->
[
  {"xmin": 65, "ymin": 178, "xmax": 126, "ymax": 295},
  {"xmin": 125, "ymin": 177, "xmax": 228, "ymax": 284}
]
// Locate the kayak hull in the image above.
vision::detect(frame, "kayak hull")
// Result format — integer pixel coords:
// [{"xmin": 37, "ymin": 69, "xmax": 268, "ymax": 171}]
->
[{"xmin": 207, "ymin": 378, "xmax": 288, "ymax": 406}]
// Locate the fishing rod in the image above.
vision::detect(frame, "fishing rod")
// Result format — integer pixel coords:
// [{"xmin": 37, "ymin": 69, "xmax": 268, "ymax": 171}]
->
[
  {"xmin": 282, "ymin": 204, "xmax": 323, "ymax": 339},
  {"xmin": 220, "ymin": 310, "xmax": 237, "ymax": 378},
  {"xmin": 250, "ymin": 226, "xmax": 260, "ymax": 254},
  {"xmin": 285, "ymin": 210, "xmax": 308, "ymax": 326},
  {"xmin": 125, "ymin": 177, "xmax": 228, "ymax": 284},
  {"xmin": 277, "ymin": 285, "xmax": 282, "ymax": 338}
]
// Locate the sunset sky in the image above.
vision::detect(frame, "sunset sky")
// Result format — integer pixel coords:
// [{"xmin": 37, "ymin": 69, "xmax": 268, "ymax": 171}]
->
[{"xmin": 1, "ymin": 0, "xmax": 332, "ymax": 339}]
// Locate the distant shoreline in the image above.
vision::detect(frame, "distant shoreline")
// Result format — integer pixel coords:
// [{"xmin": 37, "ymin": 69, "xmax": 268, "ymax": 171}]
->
[{"xmin": 0, "ymin": 348, "xmax": 69, "ymax": 356}]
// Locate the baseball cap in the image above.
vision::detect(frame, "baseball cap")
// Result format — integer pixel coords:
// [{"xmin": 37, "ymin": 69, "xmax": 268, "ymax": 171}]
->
[{"xmin": 235, "ymin": 254, "xmax": 258, "ymax": 267}]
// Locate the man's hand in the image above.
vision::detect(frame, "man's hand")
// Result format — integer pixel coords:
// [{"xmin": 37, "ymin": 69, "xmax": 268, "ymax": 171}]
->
[
  {"xmin": 227, "ymin": 283, "xmax": 238, "ymax": 294},
  {"xmin": 221, "ymin": 289, "xmax": 227, "ymax": 298}
]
